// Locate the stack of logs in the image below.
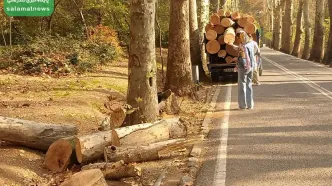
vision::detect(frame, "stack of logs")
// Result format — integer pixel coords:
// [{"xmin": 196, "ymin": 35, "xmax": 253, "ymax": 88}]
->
[{"xmin": 205, "ymin": 9, "xmax": 257, "ymax": 64}]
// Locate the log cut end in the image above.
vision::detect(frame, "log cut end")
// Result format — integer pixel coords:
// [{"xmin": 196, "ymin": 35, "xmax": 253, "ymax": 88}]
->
[
  {"xmin": 206, "ymin": 40, "xmax": 221, "ymax": 54},
  {"xmin": 44, "ymin": 139, "xmax": 73, "ymax": 173},
  {"xmin": 218, "ymin": 35, "xmax": 225, "ymax": 45},
  {"xmin": 210, "ymin": 13, "xmax": 221, "ymax": 25},
  {"xmin": 60, "ymin": 169, "xmax": 108, "ymax": 186},
  {"xmin": 206, "ymin": 30, "xmax": 218, "ymax": 41},
  {"xmin": 214, "ymin": 25, "xmax": 225, "ymax": 35},
  {"xmin": 76, "ymin": 139, "xmax": 84, "ymax": 163},
  {"xmin": 244, "ymin": 23, "xmax": 256, "ymax": 34}
]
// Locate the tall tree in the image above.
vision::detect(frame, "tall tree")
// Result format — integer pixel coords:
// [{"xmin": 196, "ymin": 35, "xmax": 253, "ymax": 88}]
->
[
  {"xmin": 291, "ymin": 0, "xmax": 303, "ymax": 57},
  {"xmin": 189, "ymin": 0, "xmax": 207, "ymax": 81},
  {"xmin": 127, "ymin": 0, "xmax": 159, "ymax": 125},
  {"xmin": 309, "ymin": 0, "xmax": 325, "ymax": 62},
  {"xmin": 210, "ymin": 0, "xmax": 220, "ymax": 13},
  {"xmin": 273, "ymin": 0, "xmax": 283, "ymax": 50},
  {"xmin": 324, "ymin": 0, "xmax": 332, "ymax": 66},
  {"xmin": 166, "ymin": 0, "xmax": 193, "ymax": 96},
  {"xmin": 280, "ymin": 0, "xmax": 293, "ymax": 54},
  {"xmin": 198, "ymin": 0, "xmax": 209, "ymax": 80},
  {"xmin": 302, "ymin": 0, "xmax": 311, "ymax": 59}
]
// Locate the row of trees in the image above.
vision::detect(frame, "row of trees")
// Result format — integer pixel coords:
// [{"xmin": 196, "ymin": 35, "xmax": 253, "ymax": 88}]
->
[
  {"xmin": 265, "ymin": 0, "xmax": 332, "ymax": 66},
  {"xmin": 127, "ymin": 0, "xmax": 239, "ymax": 125}
]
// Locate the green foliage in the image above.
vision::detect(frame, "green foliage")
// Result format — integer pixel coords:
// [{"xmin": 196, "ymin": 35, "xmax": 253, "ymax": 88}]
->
[{"xmin": 0, "ymin": 25, "xmax": 122, "ymax": 75}]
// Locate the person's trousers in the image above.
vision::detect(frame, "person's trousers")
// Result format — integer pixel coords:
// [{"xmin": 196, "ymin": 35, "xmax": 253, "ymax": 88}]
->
[
  {"xmin": 253, "ymin": 67, "xmax": 260, "ymax": 84},
  {"xmin": 238, "ymin": 68, "xmax": 254, "ymax": 109}
]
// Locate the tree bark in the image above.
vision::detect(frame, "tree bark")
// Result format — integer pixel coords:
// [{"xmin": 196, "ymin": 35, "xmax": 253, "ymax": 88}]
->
[
  {"xmin": 198, "ymin": 0, "xmax": 209, "ymax": 79},
  {"xmin": 302, "ymin": 0, "xmax": 311, "ymax": 59},
  {"xmin": 166, "ymin": 0, "xmax": 193, "ymax": 96},
  {"xmin": 189, "ymin": 0, "xmax": 208, "ymax": 81},
  {"xmin": 81, "ymin": 161, "xmax": 141, "ymax": 180},
  {"xmin": 127, "ymin": 0, "xmax": 159, "ymax": 125},
  {"xmin": 309, "ymin": 0, "xmax": 325, "ymax": 62},
  {"xmin": 75, "ymin": 118, "xmax": 186, "ymax": 163},
  {"xmin": 210, "ymin": 0, "xmax": 220, "ymax": 13},
  {"xmin": 291, "ymin": 0, "xmax": 303, "ymax": 57},
  {"xmin": 220, "ymin": 0, "xmax": 227, "ymax": 8},
  {"xmin": 324, "ymin": 0, "xmax": 332, "ymax": 65},
  {"xmin": 273, "ymin": 0, "xmax": 283, "ymax": 50},
  {"xmin": 0, "ymin": 116, "xmax": 77, "ymax": 151},
  {"xmin": 60, "ymin": 169, "xmax": 108, "ymax": 186},
  {"xmin": 280, "ymin": 0, "xmax": 293, "ymax": 54},
  {"xmin": 104, "ymin": 139, "xmax": 186, "ymax": 164}
]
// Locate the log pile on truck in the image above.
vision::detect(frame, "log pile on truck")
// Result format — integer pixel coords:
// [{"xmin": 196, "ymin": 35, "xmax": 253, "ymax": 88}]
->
[{"xmin": 205, "ymin": 9, "xmax": 259, "ymax": 64}]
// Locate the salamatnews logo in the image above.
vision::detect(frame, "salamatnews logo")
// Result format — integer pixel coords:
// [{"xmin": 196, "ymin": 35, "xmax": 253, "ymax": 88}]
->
[{"xmin": 4, "ymin": 0, "xmax": 54, "ymax": 17}]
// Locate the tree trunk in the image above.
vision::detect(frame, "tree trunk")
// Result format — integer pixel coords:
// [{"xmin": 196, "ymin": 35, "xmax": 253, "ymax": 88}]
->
[
  {"xmin": 291, "ymin": 0, "xmax": 303, "ymax": 57},
  {"xmin": 0, "ymin": 116, "xmax": 77, "ymax": 151},
  {"xmin": 220, "ymin": 0, "xmax": 227, "ymax": 8},
  {"xmin": 302, "ymin": 0, "xmax": 311, "ymax": 59},
  {"xmin": 104, "ymin": 139, "xmax": 186, "ymax": 164},
  {"xmin": 324, "ymin": 0, "xmax": 332, "ymax": 65},
  {"xmin": 273, "ymin": 0, "xmax": 283, "ymax": 50},
  {"xmin": 210, "ymin": 0, "xmax": 220, "ymax": 13},
  {"xmin": 75, "ymin": 118, "xmax": 186, "ymax": 164},
  {"xmin": 189, "ymin": 0, "xmax": 208, "ymax": 81},
  {"xmin": 127, "ymin": 0, "xmax": 159, "ymax": 125},
  {"xmin": 166, "ymin": 0, "xmax": 193, "ymax": 96},
  {"xmin": 60, "ymin": 169, "xmax": 108, "ymax": 186},
  {"xmin": 81, "ymin": 161, "xmax": 141, "ymax": 180},
  {"xmin": 198, "ymin": 0, "xmax": 209, "ymax": 80},
  {"xmin": 280, "ymin": 0, "xmax": 293, "ymax": 54},
  {"xmin": 309, "ymin": 0, "xmax": 325, "ymax": 62}
]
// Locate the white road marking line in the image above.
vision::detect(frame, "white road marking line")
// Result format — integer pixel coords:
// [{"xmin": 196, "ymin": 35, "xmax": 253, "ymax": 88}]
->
[
  {"xmin": 213, "ymin": 84, "xmax": 232, "ymax": 186},
  {"xmin": 263, "ymin": 56, "xmax": 332, "ymax": 100},
  {"xmin": 264, "ymin": 48, "xmax": 332, "ymax": 71}
]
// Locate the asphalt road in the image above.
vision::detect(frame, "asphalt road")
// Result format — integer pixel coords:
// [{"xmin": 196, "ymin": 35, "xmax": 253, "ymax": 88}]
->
[{"xmin": 196, "ymin": 47, "xmax": 332, "ymax": 186}]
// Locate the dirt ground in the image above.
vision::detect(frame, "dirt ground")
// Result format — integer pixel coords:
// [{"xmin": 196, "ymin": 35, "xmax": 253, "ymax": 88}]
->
[{"xmin": 0, "ymin": 50, "xmax": 214, "ymax": 186}]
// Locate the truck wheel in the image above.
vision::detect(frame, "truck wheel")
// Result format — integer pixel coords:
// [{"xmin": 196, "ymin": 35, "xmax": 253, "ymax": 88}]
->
[{"xmin": 211, "ymin": 72, "xmax": 219, "ymax": 82}]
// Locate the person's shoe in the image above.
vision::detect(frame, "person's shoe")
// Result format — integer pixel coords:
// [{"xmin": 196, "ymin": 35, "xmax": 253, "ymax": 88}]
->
[
  {"xmin": 247, "ymin": 107, "xmax": 253, "ymax": 110},
  {"xmin": 239, "ymin": 107, "xmax": 247, "ymax": 110}
]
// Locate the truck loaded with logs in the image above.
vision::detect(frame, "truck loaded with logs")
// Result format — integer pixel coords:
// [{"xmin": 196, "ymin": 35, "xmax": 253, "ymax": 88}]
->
[{"xmin": 204, "ymin": 9, "xmax": 261, "ymax": 82}]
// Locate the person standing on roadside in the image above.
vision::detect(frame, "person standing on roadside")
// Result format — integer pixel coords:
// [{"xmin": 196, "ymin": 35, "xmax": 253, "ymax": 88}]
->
[
  {"xmin": 249, "ymin": 34, "xmax": 261, "ymax": 86},
  {"xmin": 232, "ymin": 30, "xmax": 256, "ymax": 109}
]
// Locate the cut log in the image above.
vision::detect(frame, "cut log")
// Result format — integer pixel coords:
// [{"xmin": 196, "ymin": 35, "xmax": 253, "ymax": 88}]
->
[
  {"xmin": 217, "ymin": 35, "xmax": 225, "ymax": 45},
  {"xmin": 237, "ymin": 17, "xmax": 248, "ymax": 28},
  {"xmin": 44, "ymin": 137, "xmax": 78, "ymax": 173},
  {"xmin": 213, "ymin": 25, "xmax": 225, "ymax": 35},
  {"xmin": 226, "ymin": 44, "xmax": 239, "ymax": 57},
  {"xmin": 75, "ymin": 118, "xmax": 186, "ymax": 163},
  {"xmin": 206, "ymin": 30, "xmax": 218, "ymax": 40},
  {"xmin": 205, "ymin": 24, "xmax": 213, "ymax": 32},
  {"xmin": 224, "ymin": 27, "xmax": 236, "ymax": 44},
  {"xmin": 82, "ymin": 161, "xmax": 141, "ymax": 180},
  {"xmin": 226, "ymin": 56, "xmax": 234, "ymax": 64},
  {"xmin": 246, "ymin": 15, "xmax": 255, "ymax": 24},
  {"xmin": 104, "ymin": 101, "xmax": 126, "ymax": 128},
  {"xmin": 231, "ymin": 12, "xmax": 241, "ymax": 20},
  {"xmin": 220, "ymin": 18, "xmax": 235, "ymax": 28},
  {"xmin": 206, "ymin": 40, "xmax": 220, "ymax": 54},
  {"xmin": 0, "ymin": 116, "xmax": 77, "ymax": 151},
  {"xmin": 225, "ymin": 11, "xmax": 231, "ymax": 17},
  {"xmin": 217, "ymin": 9, "xmax": 225, "ymax": 17},
  {"xmin": 210, "ymin": 13, "xmax": 220, "ymax": 25},
  {"xmin": 218, "ymin": 50, "xmax": 227, "ymax": 58},
  {"xmin": 104, "ymin": 139, "xmax": 186, "ymax": 164},
  {"xmin": 244, "ymin": 23, "xmax": 256, "ymax": 34},
  {"xmin": 60, "ymin": 169, "xmax": 108, "ymax": 186}
]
